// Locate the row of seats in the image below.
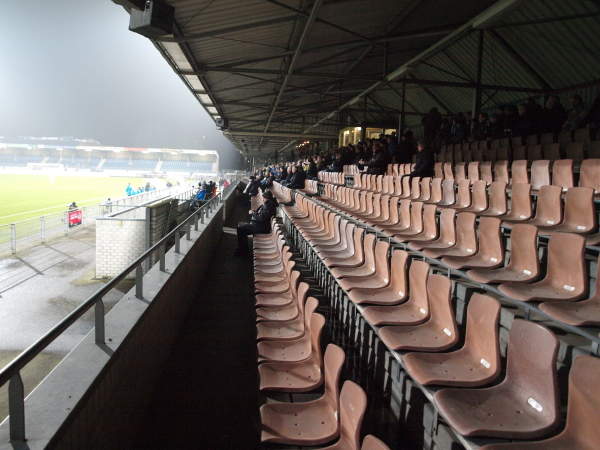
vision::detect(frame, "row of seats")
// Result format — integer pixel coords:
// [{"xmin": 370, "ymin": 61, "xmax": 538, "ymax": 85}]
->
[
  {"xmin": 253, "ymin": 213, "xmax": 390, "ymax": 450},
  {"xmin": 319, "ymin": 171, "xmax": 346, "ymax": 185},
  {"xmin": 102, "ymin": 158, "xmax": 159, "ymax": 170},
  {"xmin": 0, "ymin": 154, "xmax": 44, "ymax": 166},
  {"xmin": 344, "ymin": 165, "xmax": 360, "ymax": 175},
  {"xmin": 278, "ymin": 185, "xmax": 600, "ymax": 449},
  {"xmin": 299, "ymin": 179, "xmax": 319, "ymax": 196}
]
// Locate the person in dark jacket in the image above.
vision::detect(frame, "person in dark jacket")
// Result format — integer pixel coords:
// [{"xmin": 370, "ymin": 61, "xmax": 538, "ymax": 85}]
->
[
  {"xmin": 328, "ymin": 152, "xmax": 344, "ymax": 172},
  {"xmin": 403, "ymin": 139, "xmax": 434, "ymax": 182},
  {"xmin": 387, "ymin": 136, "xmax": 399, "ymax": 162},
  {"xmin": 282, "ymin": 167, "xmax": 293, "ymax": 186},
  {"xmin": 365, "ymin": 143, "xmax": 390, "ymax": 175},
  {"xmin": 287, "ymin": 165, "xmax": 307, "ymax": 189},
  {"xmin": 541, "ymin": 95, "xmax": 567, "ymax": 135},
  {"xmin": 261, "ymin": 171, "xmax": 274, "ymax": 191},
  {"xmin": 306, "ymin": 157, "xmax": 318, "ymax": 179},
  {"xmin": 235, "ymin": 190, "xmax": 279, "ymax": 256}
]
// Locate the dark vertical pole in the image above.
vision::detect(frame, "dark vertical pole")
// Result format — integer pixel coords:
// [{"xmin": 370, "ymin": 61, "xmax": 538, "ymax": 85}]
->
[
  {"xmin": 362, "ymin": 96, "xmax": 367, "ymax": 142},
  {"xmin": 400, "ymin": 82, "xmax": 407, "ymax": 132},
  {"xmin": 473, "ymin": 29, "xmax": 485, "ymax": 118}
]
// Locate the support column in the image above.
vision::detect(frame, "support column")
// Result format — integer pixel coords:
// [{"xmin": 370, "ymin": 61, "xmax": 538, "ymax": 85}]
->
[
  {"xmin": 400, "ymin": 82, "xmax": 407, "ymax": 132},
  {"xmin": 473, "ymin": 29, "xmax": 485, "ymax": 117}
]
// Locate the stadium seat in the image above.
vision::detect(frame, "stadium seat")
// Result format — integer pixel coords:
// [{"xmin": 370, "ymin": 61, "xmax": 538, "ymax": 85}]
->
[
  {"xmin": 498, "ymin": 232, "xmax": 587, "ymax": 303},
  {"xmin": 455, "ymin": 180, "xmax": 487, "ymax": 213},
  {"xmin": 530, "ymin": 160, "xmax": 551, "ymax": 192},
  {"xmin": 436, "ymin": 179, "xmax": 457, "ymax": 208},
  {"xmin": 467, "ymin": 224, "xmax": 540, "ymax": 284},
  {"xmin": 442, "ymin": 217, "xmax": 503, "ymax": 270},
  {"xmin": 373, "ymin": 197, "xmax": 401, "ymax": 231},
  {"xmin": 424, "ymin": 178, "xmax": 443, "ymax": 204},
  {"xmin": 494, "ymin": 160, "xmax": 509, "ymax": 184},
  {"xmin": 413, "ymin": 177, "xmax": 432, "ymax": 202},
  {"xmin": 260, "ymin": 343, "xmax": 344, "ymax": 445},
  {"xmin": 535, "ymin": 187, "xmax": 596, "ymax": 236},
  {"xmin": 543, "ymin": 143, "xmax": 561, "ymax": 161},
  {"xmin": 348, "ymin": 249, "xmax": 408, "ymax": 306},
  {"xmin": 541, "ymin": 132, "xmax": 556, "ymax": 145},
  {"xmin": 434, "ymin": 319, "xmax": 559, "ymax": 439},
  {"xmin": 565, "ymin": 142, "xmax": 584, "ymax": 162},
  {"xmin": 338, "ymin": 241, "xmax": 390, "ymax": 291},
  {"xmin": 403, "ymin": 294, "xmax": 500, "ymax": 387},
  {"xmin": 578, "ymin": 159, "xmax": 600, "ymax": 196},
  {"xmin": 481, "ymin": 161, "xmax": 493, "ymax": 185},
  {"xmin": 455, "ymin": 162, "xmax": 466, "ymax": 184},
  {"xmin": 467, "ymin": 161, "xmax": 481, "ymax": 185},
  {"xmin": 361, "ymin": 435, "xmax": 391, "ymax": 450},
  {"xmin": 408, "ymin": 208, "xmax": 457, "ymax": 252},
  {"xmin": 378, "ymin": 275, "xmax": 458, "ymax": 352},
  {"xmin": 551, "ymin": 159, "xmax": 574, "ymax": 191},
  {"xmin": 499, "ymin": 183, "xmax": 534, "ymax": 226},
  {"xmin": 390, "ymin": 202, "xmax": 426, "ymax": 241},
  {"xmin": 362, "ymin": 261, "xmax": 430, "ymax": 326},
  {"xmin": 319, "ymin": 227, "xmax": 362, "ymax": 262},
  {"xmin": 256, "ymin": 291, "xmax": 316, "ymax": 342},
  {"xmin": 378, "ymin": 199, "xmax": 411, "ymax": 236},
  {"xmin": 366, "ymin": 195, "xmax": 391, "ymax": 227},
  {"xmin": 434, "ymin": 162, "xmax": 444, "ymax": 179},
  {"xmin": 330, "ymin": 234, "xmax": 376, "ymax": 277},
  {"xmin": 423, "ymin": 212, "xmax": 477, "ymax": 259},
  {"xmin": 319, "ymin": 381, "xmax": 367, "ymax": 450},
  {"xmin": 401, "ymin": 204, "xmax": 439, "ymax": 245},
  {"xmin": 480, "ymin": 181, "xmax": 508, "ymax": 217},
  {"xmin": 444, "ymin": 163, "xmax": 454, "ymax": 179},
  {"xmin": 479, "ymin": 355, "xmax": 600, "ymax": 450},
  {"xmin": 513, "ymin": 146, "xmax": 527, "ymax": 161},
  {"xmin": 440, "ymin": 179, "xmax": 470, "ymax": 210},
  {"xmin": 509, "ymin": 160, "xmax": 529, "ymax": 188}
]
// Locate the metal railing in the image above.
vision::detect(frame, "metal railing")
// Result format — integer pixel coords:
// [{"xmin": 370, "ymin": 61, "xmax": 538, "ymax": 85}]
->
[
  {"xmin": 0, "ymin": 180, "xmax": 239, "ymax": 443},
  {"xmin": 0, "ymin": 186, "xmax": 193, "ymax": 255}
]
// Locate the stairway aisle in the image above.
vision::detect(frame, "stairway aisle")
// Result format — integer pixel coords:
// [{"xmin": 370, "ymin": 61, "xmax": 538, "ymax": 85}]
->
[{"xmin": 134, "ymin": 202, "xmax": 260, "ymax": 450}]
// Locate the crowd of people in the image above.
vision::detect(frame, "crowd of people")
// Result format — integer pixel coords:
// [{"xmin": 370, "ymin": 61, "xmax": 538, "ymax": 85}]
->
[{"xmin": 126, "ymin": 181, "xmax": 156, "ymax": 196}]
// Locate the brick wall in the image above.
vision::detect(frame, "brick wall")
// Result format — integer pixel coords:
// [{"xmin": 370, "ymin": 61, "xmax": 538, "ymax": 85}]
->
[{"xmin": 96, "ymin": 219, "xmax": 145, "ymax": 278}]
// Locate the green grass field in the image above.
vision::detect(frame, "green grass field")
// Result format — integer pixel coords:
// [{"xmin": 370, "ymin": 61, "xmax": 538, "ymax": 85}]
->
[{"xmin": 0, "ymin": 175, "xmax": 147, "ymax": 226}]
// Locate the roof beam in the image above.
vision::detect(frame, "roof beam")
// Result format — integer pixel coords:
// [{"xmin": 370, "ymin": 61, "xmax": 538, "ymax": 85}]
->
[
  {"xmin": 181, "ymin": 67, "xmax": 381, "ymax": 81},
  {"xmin": 225, "ymin": 131, "xmax": 337, "ymax": 139},
  {"xmin": 384, "ymin": 0, "xmax": 424, "ymax": 34},
  {"xmin": 493, "ymin": 11, "xmax": 600, "ymax": 29}
]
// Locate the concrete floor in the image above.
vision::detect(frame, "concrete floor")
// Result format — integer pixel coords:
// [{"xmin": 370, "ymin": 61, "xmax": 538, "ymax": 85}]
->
[
  {"xmin": 134, "ymin": 202, "xmax": 261, "ymax": 450},
  {"xmin": 0, "ymin": 226, "xmax": 132, "ymax": 422}
]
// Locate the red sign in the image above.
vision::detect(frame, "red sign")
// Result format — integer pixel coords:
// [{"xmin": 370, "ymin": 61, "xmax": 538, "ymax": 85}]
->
[
  {"xmin": 68, "ymin": 210, "xmax": 82, "ymax": 227},
  {"xmin": 125, "ymin": 147, "xmax": 148, "ymax": 152}
]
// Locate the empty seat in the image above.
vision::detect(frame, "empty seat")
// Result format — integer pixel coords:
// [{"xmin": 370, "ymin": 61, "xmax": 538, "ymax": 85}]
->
[
  {"xmin": 543, "ymin": 143, "xmax": 561, "ymax": 160},
  {"xmin": 260, "ymin": 343, "xmax": 344, "ymax": 445},
  {"xmin": 379, "ymin": 199, "xmax": 412, "ymax": 237},
  {"xmin": 499, "ymin": 183, "xmax": 533, "ymax": 224},
  {"xmin": 256, "ymin": 273, "xmax": 302, "ymax": 322},
  {"xmin": 455, "ymin": 162, "xmax": 467, "ymax": 184},
  {"xmin": 494, "ymin": 160, "xmax": 509, "ymax": 184},
  {"xmin": 330, "ymin": 233, "xmax": 376, "ymax": 277},
  {"xmin": 435, "ymin": 179, "xmax": 457, "ymax": 208},
  {"xmin": 443, "ymin": 162, "xmax": 454, "ymax": 180},
  {"xmin": 442, "ymin": 217, "xmax": 504, "ymax": 270},
  {"xmin": 480, "ymin": 181, "xmax": 508, "ymax": 217},
  {"xmin": 525, "ymin": 134, "xmax": 539, "ymax": 146},
  {"xmin": 510, "ymin": 160, "xmax": 529, "ymax": 186},
  {"xmin": 587, "ymin": 138, "xmax": 600, "ymax": 157},
  {"xmin": 530, "ymin": 160, "xmax": 551, "ymax": 192},
  {"xmin": 445, "ymin": 179, "xmax": 472, "ymax": 210},
  {"xmin": 578, "ymin": 158, "xmax": 600, "ymax": 196},
  {"xmin": 423, "ymin": 212, "xmax": 477, "ymax": 259},
  {"xmin": 565, "ymin": 142, "xmax": 584, "ymax": 161},
  {"xmin": 456, "ymin": 180, "xmax": 487, "ymax": 213},
  {"xmin": 322, "ymin": 228, "xmax": 365, "ymax": 268},
  {"xmin": 404, "ymin": 294, "xmax": 500, "ymax": 387},
  {"xmin": 319, "ymin": 381, "xmax": 367, "ymax": 450},
  {"xmin": 467, "ymin": 224, "xmax": 540, "ymax": 284},
  {"xmin": 413, "ymin": 177, "xmax": 432, "ymax": 202},
  {"xmin": 373, "ymin": 197, "xmax": 401, "ymax": 231},
  {"xmin": 363, "ymin": 260, "xmax": 430, "ymax": 326},
  {"xmin": 434, "ymin": 162, "xmax": 444, "ymax": 179},
  {"xmin": 361, "ymin": 435, "xmax": 391, "ymax": 450},
  {"xmin": 535, "ymin": 186, "xmax": 596, "ymax": 236},
  {"xmin": 551, "ymin": 159, "xmax": 574, "ymax": 191},
  {"xmin": 339, "ymin": 241, "xmax": 390, "ymax": 291},
  {"xmin": 408, "ymin": 208, "xmax": 456, "ymax": 252},
  {"xmin": 393, "ymin": 203, "xmax": 431, "ymax": 243},
  {"xmin": 402, "ymin": 204, "xmax": 439, "ymax": 245},
  {"xmin": 257, "ymin": 293, "xmax": 317, "ymax": 342},
  {"xmin": 467, "ymin": 161, "xmax": 481, "ymax": 184},
  {"xmin": 540, "ymin": 132, "xmax": 556, "ymax": 145},
  {"xmin": 513, "ymin": 146, "xmax": 527, "ymax": 160},
  {"xmin": 434, "ymin": 319, "xmax": 559, "ymax": 439},
  {"xmin": 424, "ymin": 178, "xmax": 443, "ymax": 204},
  {"xmin": 505, "ymin": 184, "xmax": 562, "ymax": 229},
  {"xmin": 498, "ymin": 232, "xmax": 587, "ymax": 303},
  {"xmin": 527, "ymin": 145, "xmax": 543, "ymax": 161},
  {"xmin": 480, "ymin": 355, "xmax": 600, "ymax": 450},
  {"xmin": 349, "ymin": 250, "xmax": 408, "ymax": 306},
  {"xmin": 378, "ymin": 275, "xmax": 458, "ymax": 352},
  {"xmin": 481, "ymin": 161, "xmax": 493, "ymax": 185}
]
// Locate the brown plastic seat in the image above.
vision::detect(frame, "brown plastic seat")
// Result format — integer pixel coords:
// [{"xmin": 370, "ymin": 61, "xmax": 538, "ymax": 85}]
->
[
  {"xmin": 373, "ymin": 197, "xmax": 401, "ymax": 231},
  {"xmin": 257, "ymin": 290, "xmax": 316, "ymax": 341},
  {"xmin": 392, "ymin": 164, "xmax": 400, "ymax": 177},
  {"xmin": 565, "ymin": 142, "xmax": 584, "ymax": 161},
  {"xmin": 494, "ymin": 160, "xmax": 509, "ymax": 184},
  {"xmin": 434, "ymin": 162, "xmax": 444, "ymax": 179},
  {"xmin": 551, "ymin": 159, "xmax": 574, "ymax": 191},
  {"xmin": 434, "ymin": 319, "xmax": 560, "ymax": 439},
  {"xmin": 509, "ymin": 160, "xmax": 529, "ymax": 187},
  {"xmin": 256, "ymin": 273, "xmax": 301, "ymax": 322},
  {"xmin": 525, "ymin": 134, "xmax": 539, "ymax": 146},
  {"xmin": 408, "ymin": 177, "xmax": 422, "ymax": 200},
  {"xmin": 258, "ymin": 325, "xmax": 329, "ymax": 394},
  {"xmin": 467, "ymin": 224, "xmax": 540, "ymax": 284},
  {"xmin": 413, "ymin": 177, "xmax": 432, "ymax": 202},
  {"xmin": 379, "ymin": 275, "xmax": 458, "ymax": 352},
  {"xmin": 467, "ymin": 161, "xmax": 481, "ymax": 184},
  {"xmin": 331, "ymin": 233, "xmax": 376, "ymax": 278},
  {"xmin": 579, "ymin": 158, "xmax": 600, "ymax": 196},
  {"xmin": 499, "ymin": 232, "xmax": 587, "ymax": 303},
  {"xmin": 497, "ymin": 147, "xmax": 509, "ymax": 161},
  {"xmin": 339, "ymin": 241, "xmax": 390, "ymax": 291},
  {"xmin": 481, "ymin": 161, "xmax": 493, "ymax": 185},
  {"xmin": 391, "ymin": 202, "xmax": 427, "ymax": 242},
  {"xmin": 513, "ymin": 146, "xmax": 527, "ymax": 160},
  {"xmin": 366, "ymin": 195, "xmax": 391, "ymax": 227},
  {"xmin": 504, "ymin": 184, "xmax": 560, "ymax": 229},
  {"xmin": 409, "ymin": 208, "xmax": 457, "ymax": 252},
  {"xmin": 312, "ymin": 216, "xmax": 345, "ymax": 249},
  {"xmin": 352, "ymin": 192, "xmax": 375, "ymax": 219},
  {"xmin": 444, "ymin": 162, "xmax": 454, "ymax": 180},
  {"xmin": 455, "ymin": 162, "xmax": 466, "ymax": 184},
  {"xmin": 442, "ymin": 217, "xmax": 504, "ymax": 270},
  {"xmin": 322, "ymin": 228, "xmax": 365, "ymax": 267},
  {"xmin": 401, "ymin": 204, "xmax": 438, "ymax": 244},
  {"xmin": 316, "ymin": 221, "xmax": 353, "ymax": 255},
  {"xmin": 363, "ymin": 260, "xmax": 430, "ymax": 326},
  {"xmin": 589, "ymin": 140, "xmax": 600, "ymax": 158},
  {"xmin": 543, "ymin": 143, "xmax": 561, "ymax": 161},
  {"xmin": 361, "ymin": 435, "xmax": 391, "ymax": 450},
  {"xmin": 527, "ymin": 144, "xmax": 543, "ymax": 161},
  {"xmin": 423, "ymin": 212, "xmax": 477, "ymax": 259},
  {"xmin": 503, "ymin": 188, "xmax": 535, "ymax": 225},
  {"xmin": 258, "ymin": 311, "xmax": 325, "ymax": 364},
  {"xmin": 319, "ymin": 381, "xmax": 368, "ymax": 450},
  {"xmin": 541, "ymin": 132, "xmax": 556, "ymax": 145},
  {"xmin": 404, "ymin": 294, "xmax": 501, "ymax": 387},
  {"xmin": 480, "ymin": 355, "xmax": 600, "ymax": 450},
  {"xmin": 530, "ymin": 160, "xmax": 551, "ymax": 192},
  {"xmin": 536, "ymin": 186, "xmax": 596, "ymax": 236},
  {"xmin": 255, "ymin": 266, "xmax": 298, "ymax": 309},
  {"xmin": 480, "ymin": 181, "xmax": 508, "ymax": 217},
  {"xmin": 424, "ymin": 178, "xmax": 443, "ymax": 204},
  {"xmin": 456, "ymin": 180, "xmax": 487, "ymax": 213},
  {"xmin": 379, "ymin": 199, "xmax": 412, "ymax": 236},
  {"xmin": 349, "ymin": 250, "xmax": 408, "ymax": 306},
  {"xmin": 260, "ymin": 343, "xmax": 344, "ymax": 445},
  {"xmin": 435, "ymin": 179, "xmax": 457, "ymax": 208},
  {"xmin": 442, "ymin": 179, "xmax": 471, "ymax": 210}
]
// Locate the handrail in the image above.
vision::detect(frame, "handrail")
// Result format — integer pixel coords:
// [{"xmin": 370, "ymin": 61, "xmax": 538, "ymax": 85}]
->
[{"xmin": 0, "ymin": 179, "xmax": 240, "ymax": 442}]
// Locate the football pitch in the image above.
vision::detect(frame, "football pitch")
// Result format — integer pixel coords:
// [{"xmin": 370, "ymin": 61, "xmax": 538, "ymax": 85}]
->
[{"xmin": 0, "ymin": 174, "xmax": 147, "ymax": 226}]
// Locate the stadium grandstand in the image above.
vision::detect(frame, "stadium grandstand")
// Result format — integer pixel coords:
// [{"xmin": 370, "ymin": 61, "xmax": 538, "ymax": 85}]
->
[{"xmin": 1, "ymin": 1, "xmax": 600, "ymax": 449}]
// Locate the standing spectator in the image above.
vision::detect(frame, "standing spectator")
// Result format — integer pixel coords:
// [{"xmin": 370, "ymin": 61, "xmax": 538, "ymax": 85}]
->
[
  {"xmin": 387, "ymin": 135, "xmax": 399, "ymax": 162},
  {"xmin": 422, "ymin": 107, "xmax": 443, "ymax": 147},
  {"xmin": 403, "ymin": 139, "xmax": 434, "ymax": 181},
  {"xmin": 488, "ymin": 114, "xmax": 503, "ymax": 140},
  {"xmin": 473, "ymin": 113, "xmax": 489, "ymax": 140},
  {"xmin": 397, "ymin": 130, "xmax": 414, "ymax": 164},
  {"xmin": 516, "ymin": 103, "xmax": 534, "ymax": 137},
  {"xmin": 235, "ymin": 191, "xmax": 278, "ymax": 256},
  {"xmin": 564, "ymin": 95, "xmax": 590, "ymax": 131},
  {"xmin": 525, "ymin": 97, "xmax": 544, "ymax": 134},
  {"xmin": 542, "ymin": 95, "xmax": 567, "ymax": 134}
]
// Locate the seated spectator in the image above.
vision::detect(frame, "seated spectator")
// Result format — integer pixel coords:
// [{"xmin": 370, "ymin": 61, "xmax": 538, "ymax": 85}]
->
[
  {"xmin": 235, "ymin": 191, "xmax": 278, "ymax": 256},
  {"xmin": 487, "ymin": 114, "xmax": 503, "ymax": 139},
  {"xmin": 316, "ymin": 155, "xmax": 326, "ymax": 171},
  {"xmin": 450, "ymin": 118, "xmax": 465, "ymax": 144},
  {"xmin": 328, "ymin": 152, "xmax": 344, "ymax": 172},
  {"xmin": 126, "ymin": 183, "xmax": 133, "ymax": 196},
  {"xmin": 244, "ymin": 176, "xmax": 259, "ymax": 197},
  {"xmin": 262, "ymin": 171, "xmax": 274, "ymax": 191},
  {"xmin": 306, "ymin": 157, "xmax": 318, "ymax": 179},
  {"xmin": 542, "ymin": 95, "xmax": 567, "ymax": 134},
  {"xmin": 287, "ymin": 165, "xmax": 307, "ymax": 189},
  {"xmin": 422, "ymin": 107, "xmax": 443, "ymax": 147},
  {"xmin": 473, "ymin": 113, "xmax": 489, "ymax": 140},
  {"xmin": 516, "ymin": 103, "xmax": 534, "ymax": 137},
  {"xmin": 68, "ymin": 202, "xmax": 78, "ymax": 210},
  {"xmin": 365, "ymin": 142, "xmax": 390, "ymax": 175},
  {"xmin": 563, "ymin": 95, "xmax": 589, "ymax": 131},
  {"xmin": 503, "ymin": 105, "xmax": 519, "ymax": 136},
  {"xmin": 402, "ymin": 139, "xmax": 434, "ymax": 181}
]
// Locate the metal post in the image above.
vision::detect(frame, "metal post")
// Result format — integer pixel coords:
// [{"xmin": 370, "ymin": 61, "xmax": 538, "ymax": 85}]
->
[
  {"xmin": 473, "ymin": 29, "xmax": 485, "ymax": 118},
  {"xmin": 186, "ymin": 221, "xmax": 191, "ymax": 241},
  {"xmin": 135, "ymin": 265, "xmax": 143, "ymax": 299},
  {"xmin": 95, "ymin": 298, "xmax": 105, "ymax": 344},
  {"xmin": 82, "ymin": 207, "xmax": 87, "ymax": 227},
  {"xmin": 144, "ymin": 208, "xmax": 151, "ymax": 273},
  {"xmin": 194, "ymin": 211, "xmax": 199, "ymax": 231},
  {"xmin": 175, "ymin": 230, "xmax": 181, "ymax": 254},
  {"xmin": 9, "ymin": 373, "xmax": 25, "ymax": 442},
  {"xmin": 159, "ymin": 244, "xmax": 166, "ymax": 272},
  {"xmin": 11, "ymin": 224, "xmax": 16, "ymax": 254},
  {"xmin": 41, "ymin": 216, "xmax": 46, "ymax": 244},
  {"xmin": 64, "ymin": 210, "xmax": 69, "ymax": 236},
  {"xmin": 400, "ymin": 82, "xmax": 406, "ymax": 132},
  {"xmin": 201, "ymin": 208, "xmax": 205, "ymax": 224}
]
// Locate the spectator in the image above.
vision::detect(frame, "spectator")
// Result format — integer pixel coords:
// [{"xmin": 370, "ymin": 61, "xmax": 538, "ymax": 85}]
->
[
  {"xmin": 503, "ymin": 105, "xmax": 519, "ymax": 136},
  {"xmin": 564, "ymin": 95, "xmax": 589, "ymax": 131},
  {"xmin": 422, "ymin": 107, "xmax": 443, "ymax": 146},
  {"xmin": 126, "ymin": 183, "xmax": 132, "ymax": 196},
  {"xmin": 403, "ymin": 139, "xmax": 434, "ymax": 181},
  {"xmin": 365, "ymin": 142, "xmax": 390, "ymax": 175},
  {"xmin": 488, "ymin": 114, "xmax": 503, "ymax": 140},
  {"xmin": 287, "ymin": 165, "xmax": 307, "ymax": 189},
  {"xmin": 306, "ymin": 157, "xmax": 318, "ymax": 179},
  {"xmin": 235, "ymin": 190, "xmax": 278, "ymax": 256},
  {"xmin": 450, "ymin": 117, "xmax": 465, "ymax": 144},
  {"xmin": 516, "ymin": 103, "xmax": 534, "ymax": 137},
  {"xmin": 525, "ymin": 97, "xmax": 543, "ymax": 134},
  {"xmin": 316, "ymin": 155, "xmax": 326, "ymax": 171},
  {"xmin": 328, "ymin": 152, "xmax": 344, "ymax": 172},
  {"xmin": 542, "ymin": 95, "xmax": 567, "ymax": 134},
  {"xmin": 397, "ymin": 131, "xmax": 414, "ymax": 164},
  {"xmin": 387, "ymin": 135, "xmax": 400, "ymax": 162},
  {"xmin": 472, "ymin": 113, "xmax": 489, "ymax": 140},
  {"xmin": 244, "ymin": 176, "xmax": 259, "ymax": 197},
  {"xmin": 261, "ymin": 171, "xmax": 274, "ymax": 191},
  {"xmin": 223, "ymin": 179, "xmax": 229, "ymax": 189},
  {"xmin": 68, "ymin": 202, "xmax": 78, "ymax": 210},
  {"xmin": 583, "ymin": 84, "xmax": 600, "ymax": 131}
]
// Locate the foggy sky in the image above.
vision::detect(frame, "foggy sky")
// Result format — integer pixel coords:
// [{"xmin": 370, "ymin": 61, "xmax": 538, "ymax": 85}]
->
[{"xmin": 0, "ymin": 0, "xmax": 241, "ymax": 168}]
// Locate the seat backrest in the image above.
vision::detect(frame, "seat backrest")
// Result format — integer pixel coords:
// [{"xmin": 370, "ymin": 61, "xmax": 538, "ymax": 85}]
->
[
  {"xmin": 590, "ymin": 141, "xmax": 600, "ymax": 158},
  {"xmin": 338, "ymin": 381, "xmax": 368, "ymax": 450},
  {"xmin": 440, "ymin": 179, "xmax": 456, "ymax": 205},
  {"xmin": 429, "ymin": 178, "xmax": 443, "ymax": 203},
  {"xmin": 464, "ymin": 294, "xmax": 501, "ymax": 380},
  {"xmin": 540, "ymin": 132, "xmax": 556, "ymax": 145},
  {"xmin": 362, "ymin": 233, "xmax": 377, "ymax": 269},
  {"xmin": 558, "ymin": 130, "xmax": 573, "ymax": 145},
  {"xmin": 471, "ymin": 180, "xmax": 488, "ymax": 211},
  {"xmin": 525, "ymin": 134, "xmax": 539, "ymax": 146},
  {"xmin": 504, "ymin": 319, "xmax": 559, "ymax": 429},
  {"xmin": 511, "ymin": 160, "xmax": 529, "ymax": 185},
  {"xmin": 472, "ymin": 147, "xmax": 483, "ymax": 162},
  {"xmin": 323, "ymin": 343, "xmax": 346, "ymax": 413},
  {"xmin": 546, "ymin": 232, "xmax": 587, "ymax": 298},
  {"xmin": 565, "ymin": 142, "xmax": 584, "ymax": 161},
  {"xmin": 463, "ymin": 148, "xmax": 473, "ymax": 164},
  {"xmin": 488, "ymin": 181, "xmax": 508, "ymax": 215},
  {"xmin": 434, "ymin": 162, "xmax": 444, "ymax": 179},
  {"xmin": 534, "ymin": 184, "xmax": 563, "ymax": 225},
  {"xmin": 468, "ymin": 161, "xmax": 481, "ymax": 183},
  {"xmin": 530, "ymin": 160, "xmax": 551, "ymax": 190},
  {"xmin": 579, "ymin": 159, "xmax": 600, "ymax": 194},
  {"xmin": 374, "ymin": 240, "xmax": 391, "ymax": 277},
  {"xmin": 506, "ymin": 224, "xmax": 540, "ymax": 281},
  {"xmin": 376, "ymin": 175, "xmax": 384, "ymax": 192},
  {"xmin": 477, "ymin": 217, "xmax": 503, "ymax": 263},
  {"xmin": 543, "ymin": 143, "xmax": 561, "ymax": 161},
  {"xmin": 410, "ymin": 176, "xmax": 421, "ymax": 199},
  {"xmin": 527, "ymin": 144, "xmax": 543, "ymax": 161},
  {"xmin": 392, "ymin": 164, "xmax": 400, "ymax": 177},
  {"xmin": 513, "ymin": 146, "xmax": 527, "ymax": 161},
  {"xmin": 456, "ymin": 179, "xmax": 472, "ymax": 207},
  {"xmin": 362, "ymin": 435, "xmax": 391, "ymax": 450},
  {"xmin": 552, "ymin": 159, "xmax": 574, "ymax": 191},
  {"xmin": 398, "ymin": 199, "xmax": 412, "ymax": 229},
  {"xmin": 561, "ymin": 355, "xmax": 600, "ymax": 447},
  {"xmin": 509, "ymin": 183, "xmax": 533, "ymax": 220},
  {"xmin": 407, "ymin": 260, "xmax": 430, "ymax": 315},
  {"xmin": 371, "ymin": 194, "xmax": 382, "ymax": 218},
  {"xmin": 494, "ymin": 160, "xmax": 509, "ymax": 184},
  {"xmin": 444, "ymin": 162, "xmax": 454, "ymax": 179},
  {"xmin": 563, "ymin": 186, "xmax": 596, "ymax": 233},
  {"xmin": 455, "ymin": 212, "xmax": 478, "ymax": 253},
  {"xmin": 491, "ymin": 139, "xmax": 500, "ymax": 149},
  {"xmin": 379, "ymin": 195, "xmax": 391, "ymax": 220},
  {"xmin": 426, "ymin": 275, "xmax": 458, "ymax": 341},
  {"xmin": 512, "ymin": 135, "xmax": 524, "ymax": 148},
  {"xmin": 389, "ymin": 250, "xmax": 409, "ymax": 298},
  {"xmin": 408, "ymin": 202, "xmax": 425, "ymax": 232},
  {"xmin": 455, "ymin": 162, "xmax": 466, "ymax": 182},
  {"xmin": 439, "ymin": 208, "xmax": 457, "ymax": 244},
  {"xmin": 301, "ymin": 291, "xmax": 317, "ymax": 324},
  {"xmin": 481, "ymin": 161, "xmax": 493, "ymax": 184}
]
